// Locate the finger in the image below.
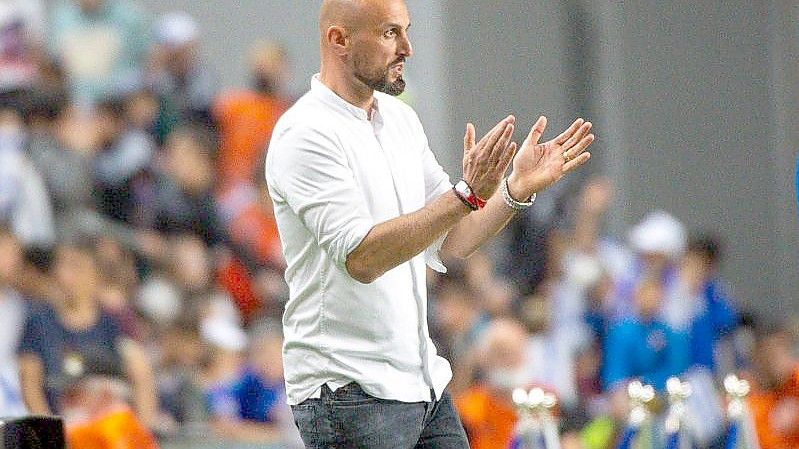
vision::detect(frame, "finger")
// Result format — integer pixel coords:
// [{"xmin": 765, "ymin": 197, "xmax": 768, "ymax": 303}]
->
[
  {"xmin": 562, "ymin": 121, "xmax": 592, "ymax": 152},
  {"xmin": 464, "ymin": 123, "xmax": 476, "ymax": 153},
  {"xmin": 567, "ymin": 133, "xmax": 595, "ymax": 158},
  {"xmin": 476, "ymin": 115, "xmax": 515, "ymax": 148},
  {"xmin": 563, "ymin": 152, "xmax": 591, "ymax": 173},
  {"xmin": 497, "ymin": 141, "xmax": 517, "ymax": 174},
  {"xmin": 487, "ymin": 122, "xmax": 515, "ymax": 165},
  {"xmin": 526, "ymin": 116, "xmax": 547, "ymax": 146},
  {"xmin": 553, "ymin": 118, "xmax": 585, "ymax": 145}
]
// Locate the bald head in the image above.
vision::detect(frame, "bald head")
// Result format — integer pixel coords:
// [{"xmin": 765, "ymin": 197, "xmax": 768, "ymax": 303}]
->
[
  {"xmin": 318, "ymin": 0, "xmax": 412, "ymax": 101},
  {"xmin": 319, "ymin": 0, "xmax": 364, "ymax": 33}
]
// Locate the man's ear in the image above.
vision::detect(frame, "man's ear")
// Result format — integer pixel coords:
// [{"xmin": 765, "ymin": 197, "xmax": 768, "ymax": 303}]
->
[{"xmin": 326, "ymin": 26, "xmax": 350, "ymax": 56}]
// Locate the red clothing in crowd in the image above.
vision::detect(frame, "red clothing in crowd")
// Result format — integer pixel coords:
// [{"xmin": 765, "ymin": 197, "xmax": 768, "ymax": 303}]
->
[
  {"xmin": 749, "ymin": 363, "xmax": 799, "ymax": 449},
  {"xmin": 214, "ymin": 90, "xmax": 287, "ymax": 185}
]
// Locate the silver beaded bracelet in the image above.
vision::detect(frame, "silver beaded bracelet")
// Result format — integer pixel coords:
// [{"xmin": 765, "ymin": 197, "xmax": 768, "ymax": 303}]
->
[{"xmin": 500, "ymin": 177, "xmax": 536, "ymax": 210}]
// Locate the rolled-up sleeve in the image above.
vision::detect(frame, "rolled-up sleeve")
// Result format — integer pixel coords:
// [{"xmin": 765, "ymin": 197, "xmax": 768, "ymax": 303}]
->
[
  {"xmin": 420, "ymin": 132, "xmax": 453, "ymax": 273},
  {"xmin": 268, "ymin": 125, "xmax": 374, "ymax": 271}
]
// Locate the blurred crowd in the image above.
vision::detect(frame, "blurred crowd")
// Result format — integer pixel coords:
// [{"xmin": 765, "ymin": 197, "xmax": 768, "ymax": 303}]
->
[{"xmin": 0, "ymin": 1, "xmax": 797, "ymax": 449}]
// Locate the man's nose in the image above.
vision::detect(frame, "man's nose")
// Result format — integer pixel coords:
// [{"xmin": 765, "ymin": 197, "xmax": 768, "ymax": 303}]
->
[{"xmin": 398, "ymin": 35, "xmax": 413, "ymax": 58}]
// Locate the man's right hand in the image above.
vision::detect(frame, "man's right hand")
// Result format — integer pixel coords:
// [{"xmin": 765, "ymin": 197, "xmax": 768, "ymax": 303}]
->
[{"xmin": 461, "ymin": 116, "xmax": 517, "ymax": 200}]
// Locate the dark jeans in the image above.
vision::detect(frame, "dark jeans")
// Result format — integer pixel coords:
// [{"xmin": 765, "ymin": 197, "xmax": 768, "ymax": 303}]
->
[{"xmin": 291, "ymin": 382, "xmax": 470, "ymax": 449}]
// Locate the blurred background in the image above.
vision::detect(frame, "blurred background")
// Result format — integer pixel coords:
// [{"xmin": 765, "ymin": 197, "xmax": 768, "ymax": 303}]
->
[{"xmin": 0, "ymin": 0, "xmax": 797, "ymax": 448}]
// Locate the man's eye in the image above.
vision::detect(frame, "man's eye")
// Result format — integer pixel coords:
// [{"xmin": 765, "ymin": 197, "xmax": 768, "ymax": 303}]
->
[{"xmin": 384, "ymin": 29, "xmax": 397, "ymax": 38}]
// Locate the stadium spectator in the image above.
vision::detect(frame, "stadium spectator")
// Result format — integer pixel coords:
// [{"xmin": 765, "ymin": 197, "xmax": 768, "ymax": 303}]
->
[
  {"xmin": 204, "ymin": 323, "xmax": 302, "ymax": 446},
  {"xmin": 0, "ymin": 2, "xmax": 41, "ymax": 94},
  {"xmin": 17, "ymin": 241, "xmax": 158, "ymax": 427},
  {"xmin": 214, "ymin": 40, "xmax": 290, "ymax": 186},
  {"xmin": 432, "ymin": 269, "xmax": 490, "ymax": 394},
  {"xmin": 602, "ymin": 275, "xmax": 690, "ymax": 391},
  {"xmin": 0, "ymin": 107, "xmax": 55, "ymax": 247},
  {"xmin": 156, "ymin": 317, "xmax": 207, "ymax": 435},
  {"xmin": 148, "ymin": 11, "xmax": 216, "ymax": 142},
  {"xmin": 612, "ymin": 211, "xmax": 686, "ymax": 326},
  {"xmin": 0, "ymin": 226, "xmax": 28, "ymax": 417},
  {"xmin": 748, "ymin": 323, "xmax": 799, "ymax": 449},
  {"xmin": 456, "ymin": 318, "xmax": 529, "ymax": 449},
  {"xmin": 145, "ymin": 126, "xmax": 223, "ymax": 244},
  {"xmin": 680, "ymin": 234, "xmax": 738, "ymax": 373},
  {"xmin": 48, "ymin": 0, "xmax": 149, "ymax": 108},
  {"xmin": 91, "ymin": 96, "xmax": 156, "ymax": 223}
]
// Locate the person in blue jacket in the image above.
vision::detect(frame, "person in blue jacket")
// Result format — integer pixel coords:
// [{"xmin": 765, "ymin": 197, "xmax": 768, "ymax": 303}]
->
[
  {"xmin": 683, "ymin": 234, "xmax": 738, "ymax": 373},
  {"xmin": 603, "ymin": 275, "xmax": 690, "ymax": 392}
]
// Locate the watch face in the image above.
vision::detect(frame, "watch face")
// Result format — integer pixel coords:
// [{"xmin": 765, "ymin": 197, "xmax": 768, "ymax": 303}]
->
[{"xmin": 456, "ymin": 180, "xmax": 472, "ymax": 196}]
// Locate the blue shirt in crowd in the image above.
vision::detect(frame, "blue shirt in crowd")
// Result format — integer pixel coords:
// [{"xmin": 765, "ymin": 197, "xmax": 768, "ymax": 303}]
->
[
  {"xmin": 688, "ymin": 279, "xmax": 737, "ymax": 372},
  {"xmin": 206, "ymin": 367, "xmax": 284, "ymax": 423},
  {"xmin": 602, "ymin": 318, "xmax": 690, "ymax": 392}
]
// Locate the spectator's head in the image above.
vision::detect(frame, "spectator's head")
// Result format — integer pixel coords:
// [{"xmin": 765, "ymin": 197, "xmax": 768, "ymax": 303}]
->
[
  {"xmin": 433, "ymin": 270, "xmax": 480, "ymax": 337},
  {"xmin": 249, "ymin": 321, "xmax": 284, "ymax": 381},
  {"xmin": 77, "ymin": 0, "xmax": 106, "ymax": 14},
  {"xmin": 686, "ymin": 233, "xmax": 722, "ymax": 271},
  {"xmin": 634, "ymin": 275, "xmax": 662, "ymax": 319},
  {"xmin": 753, "ymin": 321, "xmax": 797, "ymax": 389},
  {"xmin": 463, "ymin": 250, "xmax": 514, "ymax": 316},
  {"xmin": 629, "ymin": 211, "xmax": 686, "ymax": 271},
  {"xmin": 54, "ymin": 240, "xmax": 99, "ymax": 304},
  {"xmin": 21, "ymin": 88, "xmax": 68, "ymax": 130},
  {"xmin": 0, "ymin": 225, "xmax": 21, "ymax": 287},
  {"xmin": 124, "ymin": 88, "xmax": 159, "ymax": 131},
  {"xmin": 249, "ymin": 41, "xmax": 288, "ymax": 96},
  {"xmin": 155, "ymin": 12, "xmax": 200, "ymax": 78},
  {"xmin": 478, "ymin": 318, "xmax": 530, "ymax": 393},
  {"xmin": 0, "ymin": 4, "xmax": 28, "ymax": 63},
  {"xmin": 163, "ymin": 126, "xmax": 215, "ymax": 195},
  {"xmin": 169, "ymin": 234, "xmax": 212, "ymax": 295},
  {"xmin": 161, "ymin": 317, "xmax": 204, "ymax": 370},
  {"xmin": 517, "ymin": 289, "xmax": 550, "ymax": 334},
  {"xmin": 94, "ymin": 96, "xmax": 127, "ymax": 146}
]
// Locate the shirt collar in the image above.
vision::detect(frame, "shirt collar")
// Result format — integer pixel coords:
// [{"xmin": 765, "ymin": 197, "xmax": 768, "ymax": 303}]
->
[{"xmin": 310, "ymin": 74, "xmax": 379, "ymax": 122}]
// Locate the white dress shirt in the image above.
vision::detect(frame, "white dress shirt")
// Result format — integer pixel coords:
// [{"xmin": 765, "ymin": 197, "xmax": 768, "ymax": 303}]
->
[{"xmin": 265, "ymin": 76, "xmax": 454, "ymax": 405}]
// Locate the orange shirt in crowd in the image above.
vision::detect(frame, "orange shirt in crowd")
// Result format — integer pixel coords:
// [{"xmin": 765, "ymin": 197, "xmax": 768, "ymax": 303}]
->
[
  {"xmin": 67, "ymin": 407, "xmax": 159, "ymax": 449},
  {"xmin": 748, "ymin": 364, "xmax": 799, "ymax": 449},
  {"xmin": 214, "ymin": 90, "xmax": 288, "ymax": 185},
  {"xmin": 456, "ymin": 385, "xmax": 518, "ymax": 449}
]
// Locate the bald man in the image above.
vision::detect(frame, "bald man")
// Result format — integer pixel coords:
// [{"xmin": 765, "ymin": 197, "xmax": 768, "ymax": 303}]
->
[{"xmin": 265, "ymin": 0, "xmax": 594, "ymax": 447}]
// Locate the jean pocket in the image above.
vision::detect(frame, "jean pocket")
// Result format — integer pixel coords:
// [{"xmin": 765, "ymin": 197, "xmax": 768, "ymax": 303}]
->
[{"xmin": 327, "ymin": 382, "xmax": 380, "ymax": 407}]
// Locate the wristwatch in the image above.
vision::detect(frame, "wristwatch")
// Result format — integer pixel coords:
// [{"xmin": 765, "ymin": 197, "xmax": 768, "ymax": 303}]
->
[{"xmin": 453, "ymin": 180, "xmax": 487, "ymax": 211}]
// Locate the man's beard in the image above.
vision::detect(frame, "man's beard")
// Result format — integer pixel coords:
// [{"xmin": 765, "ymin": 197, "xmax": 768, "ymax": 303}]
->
[{"xmin": 353, "ymin": 56, "xmax": 406, "ymax": 96}]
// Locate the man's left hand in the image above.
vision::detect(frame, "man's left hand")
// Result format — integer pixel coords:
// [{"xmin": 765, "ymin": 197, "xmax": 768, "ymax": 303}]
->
[{"xmin": 507, "ymin": 116, "xmax": 594, "ymax": 200}]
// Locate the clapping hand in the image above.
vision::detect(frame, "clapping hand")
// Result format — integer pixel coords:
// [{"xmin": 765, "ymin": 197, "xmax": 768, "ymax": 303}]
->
[{"xmin": 507, "ymin": 117, "xmax": 594, "ymax": 200}]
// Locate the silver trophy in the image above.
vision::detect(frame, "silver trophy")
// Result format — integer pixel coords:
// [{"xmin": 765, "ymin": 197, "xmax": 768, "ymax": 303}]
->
[
  {"xmin": 723, "ymin": 374, "xmax": 750, "ymax": 421},
  {"xmin": 512, "ymin": 387, "xmax": 559, "ymax": 449},
  {"xmin": 665, "ymin": 377, "xmax": 692, "ymax": 449},
  {"xmin": 627, "ymin": 380, "xmax": 656, "ymax": 428}
]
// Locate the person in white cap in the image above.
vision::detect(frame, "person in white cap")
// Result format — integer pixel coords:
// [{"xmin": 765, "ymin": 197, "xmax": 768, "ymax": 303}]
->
[{"xmin": 148, "ymin": 11, "xmax": 216, "ymax": 138}]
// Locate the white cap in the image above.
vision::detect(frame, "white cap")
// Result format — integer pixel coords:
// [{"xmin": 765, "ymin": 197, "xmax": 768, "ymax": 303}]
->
[
  {"xmin": 201, "ymin": 317, "xmax": 248, "ymax": 352},
  {"xmin": 155, "ymin": 11, "xmax": 199, "ymax": 47},
  {"xmin": 628, "ymin": 211, "xmax": 686, "ymax": 259},
  {"xmin": 137, "ymin": 276, "xmax": 182, "ymax": 326}
]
